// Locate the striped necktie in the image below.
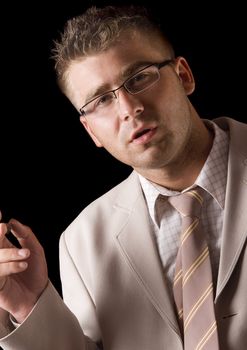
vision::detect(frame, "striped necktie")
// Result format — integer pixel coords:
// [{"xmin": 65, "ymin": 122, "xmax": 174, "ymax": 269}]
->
[{"xmin": 168, "ymin": 188, "xmax": 219, "ymax": 349}]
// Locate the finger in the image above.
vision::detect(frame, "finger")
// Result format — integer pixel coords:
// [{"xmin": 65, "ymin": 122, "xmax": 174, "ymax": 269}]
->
[
  {"xmin": 0, "ymin": 247, "xmax": 30, "ymax": 263},
  {"xmin": 8, "ymin": 219, "xmax": 30, "ymax": 239},
  {"xmin": 0, "ymin": 223, "xmax": 9, "ymax": 242},
  {"xmin": 0, "ymin": 261, "xmax": 28, "ymax": 277},
  {"xmin": 0, "ymin": 224, "xmax": 19, "ymax": 250},
  {"xmin": 8, "ymin": 219, "xmax": 40, "ymax": 250}
]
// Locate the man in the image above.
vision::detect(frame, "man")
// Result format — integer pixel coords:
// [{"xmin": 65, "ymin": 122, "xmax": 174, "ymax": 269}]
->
[{"xmin": 0, "ymin": 5, "xmax": 246, "ymax": 350}]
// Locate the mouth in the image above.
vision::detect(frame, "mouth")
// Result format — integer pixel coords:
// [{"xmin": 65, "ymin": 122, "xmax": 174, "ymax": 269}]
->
[{"xmin": 131, "ymin": 127, "xmax": 157, "ymax": 145}]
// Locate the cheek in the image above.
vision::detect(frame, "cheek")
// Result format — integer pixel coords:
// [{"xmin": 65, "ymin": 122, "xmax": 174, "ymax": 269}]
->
[
  {"xmin": 159, "ymin": 87, "xmax": 190, "ymax": 125},
  {"xmin": 157, "ymin": 73, "xmax": 187, "ymax": 108},
  {"xmin": 91, "ymin": 117, "xmax": 121, "ymax": 146}
]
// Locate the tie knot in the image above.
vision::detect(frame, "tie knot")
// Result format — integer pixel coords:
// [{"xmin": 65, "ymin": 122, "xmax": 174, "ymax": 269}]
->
[{"xmin": 168, "ymin": 188, "xmax": 204, "ymax": 218}]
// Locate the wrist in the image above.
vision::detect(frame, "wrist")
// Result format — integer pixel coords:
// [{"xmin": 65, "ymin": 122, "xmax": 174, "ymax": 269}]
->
[
  {"xmin": 11, "ymin": 282, "xmax": 48, "ymax": 323},
  {"xmin": 11, "ymin": 296, "xmax": 38, "ymax": 323}
]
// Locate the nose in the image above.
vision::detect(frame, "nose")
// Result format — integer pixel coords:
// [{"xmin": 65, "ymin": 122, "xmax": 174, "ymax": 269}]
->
[{"xmin": 116, "ymin": 88, "xmax": 144, "ymax": 121}]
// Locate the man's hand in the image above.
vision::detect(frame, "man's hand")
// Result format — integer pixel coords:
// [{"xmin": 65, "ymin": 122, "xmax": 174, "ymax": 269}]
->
[{"xmin": 0, "ymin": 212, "xmax": 48, "ymax": 323}]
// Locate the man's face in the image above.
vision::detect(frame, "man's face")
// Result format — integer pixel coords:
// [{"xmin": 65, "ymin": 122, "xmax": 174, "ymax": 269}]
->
[{"xmin": 65, "ymin": 31, "xmax": 196, "ymax": 175}]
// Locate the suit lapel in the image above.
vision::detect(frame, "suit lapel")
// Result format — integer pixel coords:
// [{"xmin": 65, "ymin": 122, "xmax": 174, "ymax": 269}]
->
[
  {"xmin": 113, "ymin": 172, "xmax": 180, "ymax": 335},
  {"xmin": 215, "ymin": 118, "xmax": 247, "ymax": 300}
]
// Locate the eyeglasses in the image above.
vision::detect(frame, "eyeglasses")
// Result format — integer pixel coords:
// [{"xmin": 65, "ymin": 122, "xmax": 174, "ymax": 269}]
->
[{"xmin": 79, "ymin": 58, "xmax": 174, "ymax": 118}]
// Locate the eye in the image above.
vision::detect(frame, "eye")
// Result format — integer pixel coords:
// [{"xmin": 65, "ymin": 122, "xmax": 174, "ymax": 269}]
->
[
  {"xmin": 94, "ymin": 92, "xmax": 115, "ymax": 108},
  {"xmin": 127, "ymin": 71, "xmax": 153, "ymax": 91},
  {"xmin": 133, "ymin": 72, "xmax": 149, "ymax": 83}
]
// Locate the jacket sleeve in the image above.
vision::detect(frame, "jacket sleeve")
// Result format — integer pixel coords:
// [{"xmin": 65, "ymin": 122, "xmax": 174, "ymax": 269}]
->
[{"xmin": 0, "ymin": 281, "xmax": 99, "ymax": 350}]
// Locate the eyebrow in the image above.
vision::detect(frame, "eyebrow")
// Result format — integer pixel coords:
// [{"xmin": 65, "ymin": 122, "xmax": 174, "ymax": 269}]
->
[{"xmin": 83, "ymin": 60, "xmax": 155, "ymax": 104}]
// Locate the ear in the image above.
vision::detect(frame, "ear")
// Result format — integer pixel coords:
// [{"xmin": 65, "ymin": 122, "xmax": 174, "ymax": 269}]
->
[
  {"xmin": 80, "ymin": 116, "xmax": 103, "ymax": 147},
  {"xmin": 174, "ymin": 56, "xmax": 195, "ymax": 95}
]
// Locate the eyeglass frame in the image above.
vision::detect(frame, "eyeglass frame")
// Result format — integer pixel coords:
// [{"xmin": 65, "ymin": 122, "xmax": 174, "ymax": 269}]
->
[{"xmin": 79, "ymin": 58, "xmax": 174, "ymax": 117}]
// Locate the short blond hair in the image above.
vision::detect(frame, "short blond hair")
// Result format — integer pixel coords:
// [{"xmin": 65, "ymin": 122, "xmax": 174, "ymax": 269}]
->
[{"xmin": 52, "ymin": 5, "xmax": 174, "ymax": 93}]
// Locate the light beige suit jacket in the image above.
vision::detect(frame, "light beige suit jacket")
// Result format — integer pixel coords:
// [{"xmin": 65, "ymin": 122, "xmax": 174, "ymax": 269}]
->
[{"xmin": 0, "ymin": 117, "xmax": 246, "ymax": 349}]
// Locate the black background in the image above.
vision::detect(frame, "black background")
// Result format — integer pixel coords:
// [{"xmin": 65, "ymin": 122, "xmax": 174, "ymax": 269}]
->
[{"xmin": 0, "ymin": 0, "xmax": 246, "ymax": 295}]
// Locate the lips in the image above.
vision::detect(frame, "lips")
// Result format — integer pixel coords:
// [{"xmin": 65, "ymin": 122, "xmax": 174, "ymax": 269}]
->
[{"xmin": 130, "ymin": 126, "xmax": 157, "ymax": 145}]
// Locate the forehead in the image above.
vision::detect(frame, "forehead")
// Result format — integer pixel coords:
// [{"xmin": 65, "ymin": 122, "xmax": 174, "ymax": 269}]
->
[{"xmin": 65, "ymin": 31, "xmax": 170, "ymax": 107}]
